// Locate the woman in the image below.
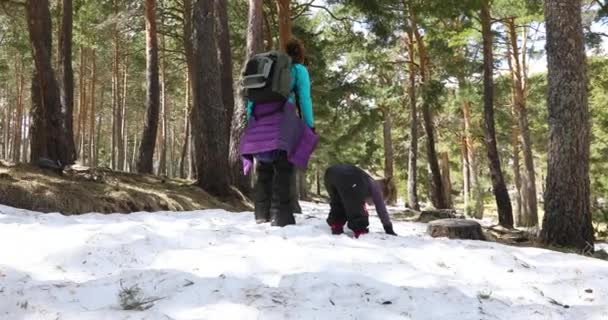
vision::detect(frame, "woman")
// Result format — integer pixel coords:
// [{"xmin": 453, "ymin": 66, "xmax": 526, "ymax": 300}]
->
[
  {"xmin": 240, "ymin": 39, "xmax": 317, "ymax": 227},
  {"xmin": 324, "ymin": 164, "xmax": 397, "ymax": 237}
]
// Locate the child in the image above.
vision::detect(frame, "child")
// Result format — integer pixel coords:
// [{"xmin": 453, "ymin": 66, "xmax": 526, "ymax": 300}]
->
[{"xmin": 324, "ymin": 164, "xmax": 397, "ymax": 237}]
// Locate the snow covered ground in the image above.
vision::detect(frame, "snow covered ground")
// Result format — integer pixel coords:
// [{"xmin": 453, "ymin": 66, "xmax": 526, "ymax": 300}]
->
[{"xmin": 0, "ymin": 203, "xmax": 607, "ymax": 320}]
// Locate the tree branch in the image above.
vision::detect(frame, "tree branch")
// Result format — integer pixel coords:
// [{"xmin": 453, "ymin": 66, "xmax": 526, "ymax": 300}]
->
[
  {"xmin": 295, "ymin": 3, "xmax": 362, "ymax": 23},
  {"xmin": 0, "ymin": 0, "xmax": 25, "ymax": 6}
]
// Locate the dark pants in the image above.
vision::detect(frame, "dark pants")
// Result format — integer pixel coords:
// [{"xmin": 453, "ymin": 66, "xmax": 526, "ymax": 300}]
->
[
  {"xmin": 324, "ymin": 172, "xmax": 369, "ymax": 233},
  {"xmin": 254, "ymin": 152, "xmax": 295, "ymax": 227}
]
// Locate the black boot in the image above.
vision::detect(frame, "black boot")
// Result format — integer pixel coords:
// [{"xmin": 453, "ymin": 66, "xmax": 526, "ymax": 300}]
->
[
  {"xmin": 270, "ymin": 153, "xmax": 295, "ymax": 227},
  {"xmin": 254, "ymin": 161, "xmax": 273, "ymax": 223}
]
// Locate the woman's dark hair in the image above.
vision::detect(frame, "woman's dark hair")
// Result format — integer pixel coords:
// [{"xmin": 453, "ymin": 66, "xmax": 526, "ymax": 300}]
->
[{"xmin": 286, "ymin": 38, "xmax": 306, "ymax": 64}]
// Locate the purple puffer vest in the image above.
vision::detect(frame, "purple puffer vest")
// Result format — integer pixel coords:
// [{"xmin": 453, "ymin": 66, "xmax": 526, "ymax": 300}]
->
[{"xmin": 240, "ymin": 101, "xmax": 318, "ymax": 174}]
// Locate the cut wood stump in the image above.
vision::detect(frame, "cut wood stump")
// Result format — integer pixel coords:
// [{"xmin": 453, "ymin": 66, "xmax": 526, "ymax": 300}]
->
[
  {"xmin": 417, "ymin": 209, "xmax": 464, "ymax": 223},
  {"xmin": 427, "ymin": 219, "xmax": 485, "ymax": 240}
]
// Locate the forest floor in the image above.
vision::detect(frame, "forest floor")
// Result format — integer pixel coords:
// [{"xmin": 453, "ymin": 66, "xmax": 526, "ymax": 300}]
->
[
  {"xmin": 0, "ymin": 202, "xmax": 607, "ymax": 320},
  {"xmin": 0, "ymin": 161, "xmax": 248, "ymax": 215}
]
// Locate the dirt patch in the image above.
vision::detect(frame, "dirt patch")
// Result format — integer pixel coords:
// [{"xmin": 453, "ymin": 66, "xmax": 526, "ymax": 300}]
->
[{"xmin": 0, "ymin": 162, "xmax": 251, "ymax": 215}]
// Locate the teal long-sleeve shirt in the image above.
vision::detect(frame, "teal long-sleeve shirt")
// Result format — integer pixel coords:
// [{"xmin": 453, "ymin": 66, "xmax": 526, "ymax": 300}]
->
[{"xmin": 247, "ymin": 63, "xmax": 315, "ymax": 128}]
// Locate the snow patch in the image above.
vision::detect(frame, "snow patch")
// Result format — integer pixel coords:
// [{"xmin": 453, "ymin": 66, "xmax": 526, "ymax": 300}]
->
[{"xmin": 0, "ymin": 203, "xmax": 607, "ymax": 319}]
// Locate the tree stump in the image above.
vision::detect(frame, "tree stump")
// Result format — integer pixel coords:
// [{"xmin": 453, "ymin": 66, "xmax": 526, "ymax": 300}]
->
[
  {"xmin": 417, "ymin": 209, "xmax": 464, "ymax": 223},
  {"xmin": 427, "ymin": 219, "xmax": 485, "ymax": 240}
]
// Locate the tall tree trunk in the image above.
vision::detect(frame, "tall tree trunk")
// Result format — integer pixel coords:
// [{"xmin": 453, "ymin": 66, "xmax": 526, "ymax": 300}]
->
[
  {"xmin": 276, "ymin": 0, "xmax": 301, "ymax": 210},
  {"xmin": 26, "ymin": 0, "xmax": 72, "ymax": 165},
  {"xmin": 78, "ymin": 54, "xmax": 89, "ymax": 163},
  {"xmin": 192, "ymin": 0, "xmax": 231, "ymax": 196},
  {"xmin": 23, "ymin": 114, "xmax": 30, "ymax": 163},
  {"xmin": 382, "ymin": 107, "xmax": 397, "ymax": 205},
  {"xmin": 76, "ymin": 46, "xmax": 85, "ymax": 158},
  {"xmin": 506, "ymin": 42, "xmax": 523, "ymax": 224},
  {"xmin": 183, "ymin": 0, "xmax": 194, "ymax": 83},
  {"xmin": 405, "ymin": 24, "xmax": 419, "ymax": 211},
  {"xmin": 4, "ymin": 84, "xmax": 13, "ymax": 160},
  {"xmin": 461, "ymin": 135, "xmax": 470, "ymax": 212},
  {"xmin": 182, "ymin": 0, "xmax": 195, "ymax": 179},
  {"xmin": 511, "ymin": 104, "xmax": 523, "ymax": 224},
  {"xmin": 439, "ymin": 152, "xmax": 452, "ymax": 208},
  {"xmin": 412, "ymin": 13, "xmax": 447, "ymax": 209},
  {"xmin": 95, "ymin": 111, "xmax": 102, "ymax": 166},
  {"xmin": 12, "ymin": 58, "xmax": 25, "ymax": 163},
  {"xmin": 179, "ymin": 73, "xmax": 191, "ymax": 178},
  {"xmin": 88, "ymin": 49, "xmax": 97, "ymax": 167},
  {"xmin": 298, "ymin": 170, "xmax": 309, "ymax": 201},
  {"xmin": 215, "ymin": 0, "xmax": 235, "ymax": 137},
  {"xmin": 461, "ymin": 97, "xmax": 484, "ymax": 218},
  {"xmin": 480, "ymin": 0, "xmax": 513, "ymax": 228},
  {"xmin": 132, "ymin": 129, "xmax": 138, "ymax": 172},
  {"xmin": 169, "ymin": 122, "xmax": 175, "ymax": 177},
  {"xmin": 276, "ymin": 0, "xmax": 291, "ymax": 51},
  {"xmin": 111, "ymin": 0, "xmax": 123, "ymax": 170},
  {"xmin": 119, "ymin": 55, "xmax": 129, "ymax": 170},
  {"xmin": 263, "ymin": 8, "xmax": 274, "ymax": 51},
  {"xmin": 316, "ymin": 166, "xmax": 321, "ymax": 196},
  {"xmin": 229, "ymin": 0, "xmax": 263, "ymax": 193},
  {"xmin": 506, "ymin": 17, "xmax": 538, "ymax": 227},
  {"xmin": 59, "ymin": 0, "xmax": 76, "ymax": 162},
  {"xmin": 123, "ymin": 116, "xmax": 129, "ymax": 172},
  {"xmin": 158, "ymin": 22, "xmax": 168, "ymax": 176},
  {"xmin": 136, "ymin": 0, "xmax": 161, "ymax": 174},
  {"xmin": 541, "ymin": 0, "xmax": 593, "ymax": 251}
]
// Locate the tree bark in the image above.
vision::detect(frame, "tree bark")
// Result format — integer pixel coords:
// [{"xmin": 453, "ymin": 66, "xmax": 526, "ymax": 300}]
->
[
  {"xmin": 192, "ymin": 0, "xmax": 231, "ymax": 196},
  {"xmin": 26, "ymin": 0, "xmax": 73, "ymax": 165},
  {"xmin": 439, "ymin": 152, "xmax": 452, "ymax": 208},
  {"xmin": 59, "ymin": 0, "xmax": 76, "ymax": 162},
  {"xmin": 88, "ymin": 49, "xmax": 97, "ymax": 167},
  {"xmin": 215, "ymin": 0, "xmax": 235, "ymax": 137},
  {"xmin": 136, "ymin": 0, "xmax": 161, "ymax": 174},
  {"xmin": 541, "ymin": 0, "xmax": 593, "ymax": 251},
  {"xmin": 506, "ymin": 17, "xmax": 538, "ymax": 227},
  {"xmin": 179, "ymin": 73, "xmax": 191, "ymax": 178},
  {"xmin": 229, "ymin": 0, "xmax": 263, "ymax": 193},
  {"xmin": 131, "ymin": 128, "xmax": 138, "ymax": 172},
  {"xmin": 405, "ymin": 17, "xmax": 419, "ymax": 211},
  {"xmin": 461, "ymin": 135, "xmax": 470, "ymax": 213},
  {"xmin": 511, "ymin": 102, "xmax": 523, "ymax": 224},
  {"xmin": 263, "ymin": 8, "xmax": 274, "ymax": 51},
  {"xmin": 298, "ymin": 170, "xmax": 309, "ymax": 201},
  {"xmin": 121, "ymin": 54, "xmax": 129, "ymax": 171},
  {"xmin": 183, "ymin": 0, "xmax": 194, "ymax": 83},
  {"xmin": 412, "ymin": 14, "xmax": 447, "ymax": 209},
  {"xmin": 276, "ymin": 0, "xmax": 300, "ymax": 209},
  {"xmin": 78, "ymin": 51, "xmax": 89, "ymax": 163},
  {"xmin": 111, "ymin": 0, "xmax": 123, "ymax": 170},
  {"xmin": 316, "ymin": 166, "xmax": 321, "ymax": 196},
  {"xmin": 158, "ymin": 19, "xmax": 168, "ymax": 176},
  {"xmin": 506, "ymin": 43, "xmax": 523, "ymax": 224},
  {"xmin": 461, "ymin": 98, "xmax": 484, "ymax": 218},
  {"xmin": 75, "ymin": 46, "xmax": 86, "ymax": 159},
  {"xmin": 276, "ymin": 0, "xmax": 291, "ymax": 51},
  {"xmin": 12, "ymin": 58, "xmax": 25, "ymax": 163},
  {"xmin": 4, "ymin": 83, "xmax": 13, "ymax": 160},
  {"xmin": 383, "ymin": 107, "xmax": 397, "ymax": 205},
  {"xmin": 480, "ymin": 0, "xmax": 513, "ymax": 228}
]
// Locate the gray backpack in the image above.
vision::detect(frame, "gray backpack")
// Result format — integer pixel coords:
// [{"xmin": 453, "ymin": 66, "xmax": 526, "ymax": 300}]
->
[{"xmin": 242, "ymin": 51, "xmax": 292, "ymax": 104}]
